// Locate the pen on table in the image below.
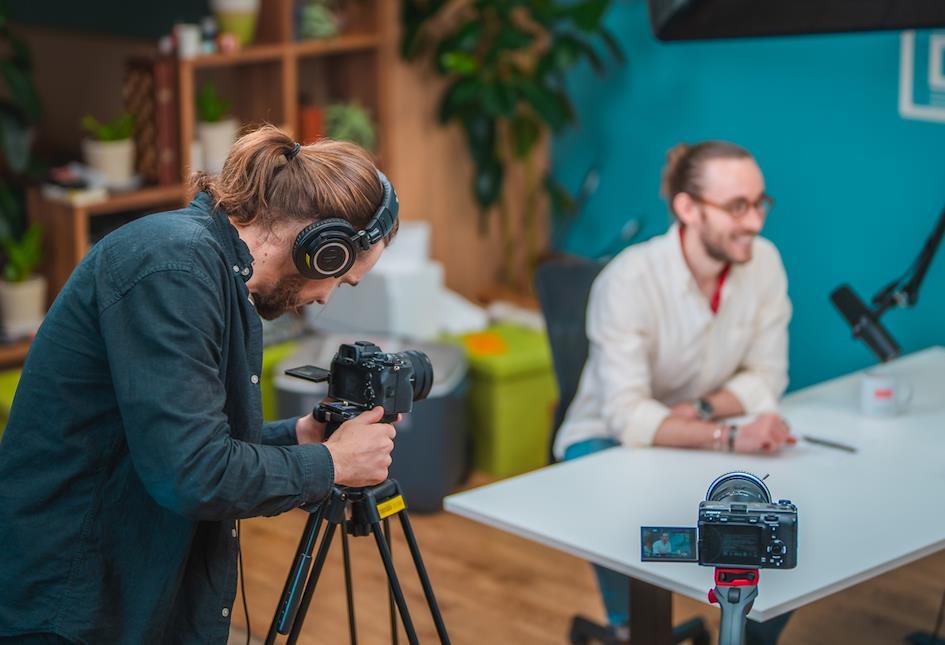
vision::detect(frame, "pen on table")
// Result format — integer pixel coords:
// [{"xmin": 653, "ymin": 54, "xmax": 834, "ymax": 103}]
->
[{"xmin": 801, "ymin": 435, "xmax": 858, "ymax": 453}]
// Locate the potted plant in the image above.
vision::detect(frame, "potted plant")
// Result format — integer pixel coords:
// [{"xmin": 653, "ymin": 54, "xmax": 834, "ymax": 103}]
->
[
  {"xmin": 0, "ymin": 223, "xmax": 45, "ymax": 339},
  {"xmin": 401, "ymin": 0, "xmax": 624, "ymax": 291},
  {"xmin": 211, "ymin": 0, "xmax": 261, "ymax": 46},
  {"xmin": 80, "ymin": 113, "xmax": 136, "ymax": 189},
  {"xmin": 325, "ymin": 102, "xmax": 376, "ymax": 152},
  {"xmin": 195, "ymin": 83, "xmax": 238, "ymax": 174},
  {"xmin": 299, "ymin": 0, "xmax": 341, "ymax": 40}
]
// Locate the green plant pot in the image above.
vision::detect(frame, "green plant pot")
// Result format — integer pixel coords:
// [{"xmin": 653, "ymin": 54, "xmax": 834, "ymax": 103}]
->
[
  {"xmin": 217, "ymin": 12, "xmax": 258, "ymax": 45},
  {"xmin": 211, "ymin": 0, "xmax": 261, "ymax": 46}
]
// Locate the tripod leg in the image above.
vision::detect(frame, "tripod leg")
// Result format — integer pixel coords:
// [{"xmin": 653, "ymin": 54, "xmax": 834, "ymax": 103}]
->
[
  {"xmin": 384, "ymin": 518, "xmax": 399, "ymax": 645},
  {"xmin": 399, "ymin": 512, "xmax": 451, "ymax": 644},
  {"xmin": 286, "ymin": 521, "xmax": 339, "ymax": 645},
  {"xmin": 371, "ymin": 523, "xmax": 421, "ymax": 645},
  {"xmin": 341, "ymin": 519, "xmax": 358, "ymax": 645},
  {"xmin": 267, "ymin": 504, "xmax": 326, "ymax": 644}
]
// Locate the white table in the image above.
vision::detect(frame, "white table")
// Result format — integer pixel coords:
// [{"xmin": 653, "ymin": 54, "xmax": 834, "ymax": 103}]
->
[{"xmin": 445, "ymin": 347, "xmax": 945, "ymax": 642}]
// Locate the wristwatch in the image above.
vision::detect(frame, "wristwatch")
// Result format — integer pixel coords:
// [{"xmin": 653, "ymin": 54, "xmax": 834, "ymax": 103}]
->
[{"xmin": 694, "ymin": 397, "xmax": 715, "ymax": 421}]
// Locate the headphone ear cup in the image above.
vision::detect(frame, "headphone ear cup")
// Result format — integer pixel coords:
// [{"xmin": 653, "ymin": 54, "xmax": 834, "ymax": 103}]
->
[{"xmin": 293, "ymin": 218, "xmax": 358, "ymax": 279}]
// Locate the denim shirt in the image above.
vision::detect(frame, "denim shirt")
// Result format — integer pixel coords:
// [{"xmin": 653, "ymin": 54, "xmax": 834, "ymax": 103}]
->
[{"xmin": 0, "ymin": 193, "xmax": 334, "ymax": 643}]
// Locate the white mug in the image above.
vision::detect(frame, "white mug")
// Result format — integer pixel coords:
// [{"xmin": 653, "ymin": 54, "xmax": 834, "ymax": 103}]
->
[{"xmin": 859, "ymin": 370, "xmax": 913, "ymax": 417}]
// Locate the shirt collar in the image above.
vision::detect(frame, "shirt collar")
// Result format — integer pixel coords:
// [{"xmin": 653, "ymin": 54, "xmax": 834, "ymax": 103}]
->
[
  {"xmin": 192, "ymin": 192, "xmax": 255, "ymax": 283},
  {"xmin": 665, "ymin": 222, "xmax": 698, "ymax": 295}
]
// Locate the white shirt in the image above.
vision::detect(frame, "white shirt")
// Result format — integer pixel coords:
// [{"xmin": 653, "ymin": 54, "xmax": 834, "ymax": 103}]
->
[{"xmin": 553, "ymin": 224, "xmax": 792, "ymax": 458}]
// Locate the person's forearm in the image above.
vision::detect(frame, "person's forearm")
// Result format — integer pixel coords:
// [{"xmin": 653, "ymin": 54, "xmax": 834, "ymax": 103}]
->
[
  {"xmin": 652, "ymin": 415, "xmax": 727, "ymax": 450},
  {"xmin": 704, "ymin": 388, "xmax": 746, "ymax": 419}
]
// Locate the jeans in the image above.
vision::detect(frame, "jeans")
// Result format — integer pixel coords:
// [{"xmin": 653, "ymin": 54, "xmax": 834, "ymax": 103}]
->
[{"xmin": 563, "ymin": 437, "xmax": 792, "ymax": 645}]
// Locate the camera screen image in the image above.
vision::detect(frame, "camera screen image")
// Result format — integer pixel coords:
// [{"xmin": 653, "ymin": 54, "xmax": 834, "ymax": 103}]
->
[
  {"xmin": 701, "ymin": 524, "xmax": 764, "ymax": 567},
  {"xmin": 641, "ymin": 527, "xmax": 697, "ymax": 562}
]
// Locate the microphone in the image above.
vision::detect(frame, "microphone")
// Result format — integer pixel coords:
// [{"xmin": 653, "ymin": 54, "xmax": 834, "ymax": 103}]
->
[{"xmin": 830, "ymin": 284, "xmax": 901, "ymax": 362}]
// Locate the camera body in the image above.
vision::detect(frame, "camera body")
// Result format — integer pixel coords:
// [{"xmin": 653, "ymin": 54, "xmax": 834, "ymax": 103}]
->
[
  {"xmin": 329, "ymin": 342, "xmax": 421, "ymax": 415},
  {"xmin": 641, "ymin": 471, "xmax": 798, "ymax": 570},
  {"xmin": 285, "ymin": 341, "xmax": 434, "ymax": 436},
  {"xmin": 698, "ymin": 498, "xmax": 797, "ymax": 569}
]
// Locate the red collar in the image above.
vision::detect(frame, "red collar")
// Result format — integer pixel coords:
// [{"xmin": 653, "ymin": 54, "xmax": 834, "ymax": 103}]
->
[{"xmin": 679, "ymin": 226, "xmax": 731, "ymax": 314}]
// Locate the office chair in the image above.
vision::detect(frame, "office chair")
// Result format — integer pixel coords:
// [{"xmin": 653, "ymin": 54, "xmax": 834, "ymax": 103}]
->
[{"xmin": 534, "ymin": 257, "xmax": 709, "ymax": 645}]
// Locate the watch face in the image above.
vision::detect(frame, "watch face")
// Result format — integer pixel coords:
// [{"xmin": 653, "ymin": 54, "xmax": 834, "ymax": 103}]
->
[{"xmin": 696, "ymin": 398, "xmax": 714, "ymax": 420}]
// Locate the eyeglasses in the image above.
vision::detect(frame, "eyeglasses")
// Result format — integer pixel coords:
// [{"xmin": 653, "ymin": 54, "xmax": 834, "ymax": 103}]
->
[{"xmin": 690, "ymin": 193, "xmax": 774, "ymax": 219}]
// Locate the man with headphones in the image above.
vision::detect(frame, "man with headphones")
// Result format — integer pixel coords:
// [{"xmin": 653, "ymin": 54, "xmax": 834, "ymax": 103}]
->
[{"xmin": 0, "ymin": 127, "xmax": 401, "ymax": 644}]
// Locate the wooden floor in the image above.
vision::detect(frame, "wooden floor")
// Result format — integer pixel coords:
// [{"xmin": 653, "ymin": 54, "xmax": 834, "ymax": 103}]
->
[{"xmin": 230, "ymin": 477, "xmax": 945, "ymax": 645}]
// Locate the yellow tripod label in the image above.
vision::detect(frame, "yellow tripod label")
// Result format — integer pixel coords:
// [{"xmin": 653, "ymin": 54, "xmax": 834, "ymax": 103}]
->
[{"xmin": 376, "ymin": 495, "xmax": 406, "ymax": 519}]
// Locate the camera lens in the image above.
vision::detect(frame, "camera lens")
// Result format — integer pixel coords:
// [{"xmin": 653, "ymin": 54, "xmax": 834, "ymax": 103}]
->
[
  {"xmin": 399, "ymin": 350, "xmax": 433, "ymax": 402},
  {"xmin": 705, "ymin": 471, "xmax": 772, "ymax": 504}
]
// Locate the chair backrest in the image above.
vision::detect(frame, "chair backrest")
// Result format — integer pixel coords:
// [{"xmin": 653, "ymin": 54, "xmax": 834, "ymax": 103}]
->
[{"xmin": 534, "ymin": 257, "xmax": 605, "ymax": 463}]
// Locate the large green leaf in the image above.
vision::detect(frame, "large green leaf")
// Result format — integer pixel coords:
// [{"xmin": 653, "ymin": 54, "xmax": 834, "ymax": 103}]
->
[
  {"xmin": 481, "ymin": 80, "xmax": 517, "ymax": 118},
  {"xmin": 0, "ymin": 105, "xmax": 32, "ymax": 174},
  {"xmin": 438, "ymin": 78, "xmax": 481, "ymax": 124},
  {"xmin": 0, "ymin": 61, "xmax": 41, "ymax": 123},
  {"xmin": 520, "ymin": 81, "xmax": 569, "ymax": 131},
  {"xmin": 462, "ymin": 114, "xmax": 496, "ymax": 167},
  {"xmin": 473, "ymin": 157, "xmax": 503, "ymax": 209},
  {"xmin": 509, "ymin": 113, "xmax": 542, "ymax": 160},
  {"xmin": 569, "ymin": 0, "xmax": 610, "ymax": 32}
]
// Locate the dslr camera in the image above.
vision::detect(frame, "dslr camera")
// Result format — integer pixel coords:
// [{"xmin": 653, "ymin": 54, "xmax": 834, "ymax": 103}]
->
[
  {"xmin": 642, "ymin": 471, "xmax": 797, "ymax": 569},
  {"xmin": 286, "ymin": 341, "xmax": 434, "ymax": 437}
]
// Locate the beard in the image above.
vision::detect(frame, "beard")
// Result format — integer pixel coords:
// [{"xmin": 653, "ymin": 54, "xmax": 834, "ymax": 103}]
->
[
  {"xmin": 252, "ymin": 273, "xmax": 309, "ymax": 320},
  {"xmin": 698, "ymin": 209, "xmax": 753, "ymax": 264}
]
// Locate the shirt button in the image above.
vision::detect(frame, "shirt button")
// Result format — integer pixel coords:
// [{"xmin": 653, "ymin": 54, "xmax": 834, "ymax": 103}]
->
[
  {"xmin": 222, "ymin": 607, "xmax": 230, "ymax": 617},
  {"xmin": 241, "ymin": 267, "xmax": 251, "ymax": 276},
  {"xmin": 232, "ymin": 528, "xmax": 237, "ymax": 538},
  {"xmin": 232, "ymin": 265, "xmax": 240, "ymax": 273},
  {"xmin": 251, "ymin": 374, "xmax": 259, "ymax": 384}
]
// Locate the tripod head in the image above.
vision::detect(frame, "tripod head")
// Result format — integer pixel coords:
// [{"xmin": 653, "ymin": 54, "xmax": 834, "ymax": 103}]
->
[
  {"xmin": 313, "ymin": 400, "xmax": 398, "ymax": 439},
  {"xmin": 708, "ymin": 568, "xmax": 760, "ymax": 645}
]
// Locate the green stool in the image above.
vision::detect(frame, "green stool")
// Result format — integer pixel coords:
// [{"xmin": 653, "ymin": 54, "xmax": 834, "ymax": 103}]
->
[
  {"xmin": 450, "ymin": 324, "xmax": 557, "ymax": 477},
  {"xmin": 262, "ymin": 341, "xmax": 300, "ymax": 422},
  {"xmin": 0, "ymin": 368, "xmax": 22, "ymax": 441}
]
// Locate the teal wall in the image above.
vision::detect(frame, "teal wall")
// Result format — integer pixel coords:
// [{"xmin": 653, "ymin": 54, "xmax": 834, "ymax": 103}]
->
[{"xmin": 552, "ymin": 1, "xmax": 944, "ymax": 390}]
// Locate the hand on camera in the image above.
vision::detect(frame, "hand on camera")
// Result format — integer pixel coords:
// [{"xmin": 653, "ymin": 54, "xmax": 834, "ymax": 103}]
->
[
  {"xmin": 324, "ymin": 406, "xmax": 396, "ymax": 487},
  {"xmin": 734, "ymin": 413, "xmax": 796, "ymax": 454}
]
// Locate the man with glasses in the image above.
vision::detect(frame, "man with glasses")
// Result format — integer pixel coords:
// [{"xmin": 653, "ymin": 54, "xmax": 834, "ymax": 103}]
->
[{"xmin": 554, "ymin": 141, "xmax": 794, "ymax": 644}]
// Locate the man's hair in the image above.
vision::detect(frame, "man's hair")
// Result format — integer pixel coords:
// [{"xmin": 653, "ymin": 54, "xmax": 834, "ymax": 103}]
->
[
  {"xmin": 660, "ymin": 140, "xmax": 753, "ymax": 218},
  {"xmin": 191, "ymin": 124, "xmax": 397, "ymax": 242}
]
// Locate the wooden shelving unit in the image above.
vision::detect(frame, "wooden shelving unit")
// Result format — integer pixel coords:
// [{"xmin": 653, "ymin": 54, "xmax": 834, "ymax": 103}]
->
[
  {"xmin": 20, "ymin": 0, "xmax": 391, "ymax": 369},
  {"xmin": 177, "ymin": 0, "xmax": 390, "ymax": 181},
  {"xmin": 0, "ymin": 339, "xmax": 31, "ymax": 369}
]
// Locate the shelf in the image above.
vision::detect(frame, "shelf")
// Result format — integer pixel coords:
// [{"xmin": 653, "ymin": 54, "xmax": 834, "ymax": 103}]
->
[
  {"xmin": 185, "ymin": 43, "xmax": 286, "ymax": 69},
  {"xmin": 293, "ymin": 33, "xmax": 381, "ymax": 58},
  {"xmin": 84, "ymin": 184, "xmax": 188, "ymax": 217},
  {"xmin": 183, "ymin": 34, "xmax": 381, "ymax": 70},
  {"xmin": 0, "ymin": 339, "xmax": 31, "ymax": 369}
]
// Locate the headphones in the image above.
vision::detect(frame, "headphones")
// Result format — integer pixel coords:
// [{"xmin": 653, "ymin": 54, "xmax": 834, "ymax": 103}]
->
[{"xmin": 292, "ymin": 170, "xmax": 399, "ymax": 279}]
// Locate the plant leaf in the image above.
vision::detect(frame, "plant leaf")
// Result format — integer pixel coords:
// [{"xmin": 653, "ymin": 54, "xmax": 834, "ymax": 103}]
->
[
  {"xmin": 509, "ymin": 113, "xmax": 542, "ymax": 160},
  {"xmin": 569, "ymin": 0, "xmax": 610, "ymax": 32},
  {"xmin": 473, "ymin": 157, "xmax": 503, "ymax": 210}
]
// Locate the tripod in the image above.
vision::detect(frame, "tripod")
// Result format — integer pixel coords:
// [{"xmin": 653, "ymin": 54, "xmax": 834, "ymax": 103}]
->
[
  {"xmin": 707, "ymin": 568, "xmax": 759, "ymax": 645},
  {"xmin": 265, "ymin": 478, "xmax": 451, "ymax": 645}
]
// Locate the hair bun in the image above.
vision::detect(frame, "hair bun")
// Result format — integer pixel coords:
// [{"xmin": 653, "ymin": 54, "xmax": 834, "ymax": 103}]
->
[{"xmin": 661, "ymin": 143, "xmax": 690, "ymax": 200}]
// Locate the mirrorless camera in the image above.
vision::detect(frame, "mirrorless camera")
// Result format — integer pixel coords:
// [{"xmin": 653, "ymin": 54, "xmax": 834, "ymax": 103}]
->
[
  {"xmin": 642, "ymin": 471, "xmax": 798, "ymax": 570},
  {"xmin": 285, "ymin": 341, "xmax": 434, "ymax": 436}
]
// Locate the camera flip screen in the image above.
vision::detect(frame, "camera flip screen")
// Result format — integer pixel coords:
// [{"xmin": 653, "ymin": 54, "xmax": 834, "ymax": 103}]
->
[{"xmin": 641, "ymin": 527, "xmax": 697, "ymax": 562}]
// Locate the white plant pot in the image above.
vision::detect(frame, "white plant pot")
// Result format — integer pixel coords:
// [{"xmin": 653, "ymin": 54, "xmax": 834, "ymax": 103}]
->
[
  {"xmin": 198, "ymin": 118, "xmax": 239, "ymax": 174},
  {"xmin": 0, "ymin": 275, "xmax": 47, "ymax": 340},
  {"xmin": 82, "ymin": 138, "xmax": 135, "ymax": 189}
]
